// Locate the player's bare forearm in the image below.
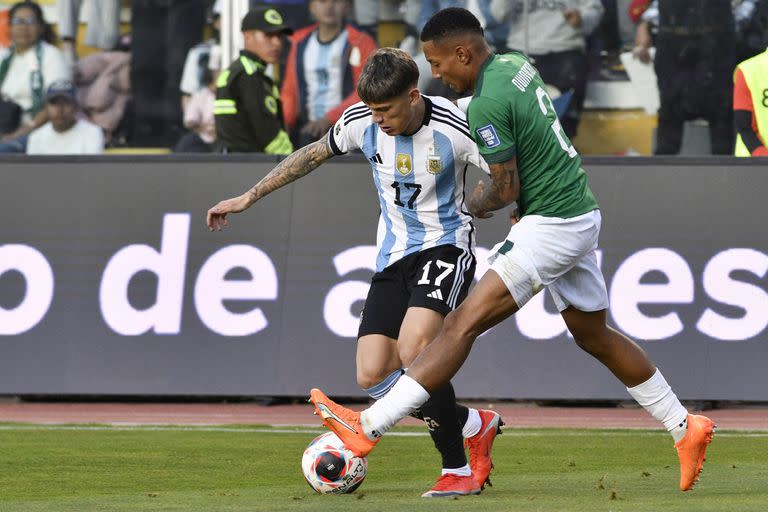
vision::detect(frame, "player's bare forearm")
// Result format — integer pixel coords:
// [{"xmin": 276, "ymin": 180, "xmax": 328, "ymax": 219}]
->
[
  {"xmin": 469, "ymin": 158, "xmax": 519, "ymax": 218},
  {"xmin": 246, "ymin": 135, "xmax": 334, "ymax": 204}
]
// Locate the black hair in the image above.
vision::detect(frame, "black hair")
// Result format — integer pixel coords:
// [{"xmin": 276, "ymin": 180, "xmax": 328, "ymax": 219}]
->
[
  {"xmin": 357, "ymin": 48, "xmax": 419, "ymax": 104},
  {"xmin": 420, "ymin": 7, "xmax": 483, "ymax": 43},
  {"xmin": 9, "ymin": 1, "xmax": 56, "ymax": 45}
]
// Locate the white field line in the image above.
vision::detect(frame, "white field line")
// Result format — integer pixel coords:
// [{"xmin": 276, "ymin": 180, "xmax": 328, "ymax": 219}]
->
[{"xmin": 0, "ymin": 424, "xmax": 765, "ymax": 437}]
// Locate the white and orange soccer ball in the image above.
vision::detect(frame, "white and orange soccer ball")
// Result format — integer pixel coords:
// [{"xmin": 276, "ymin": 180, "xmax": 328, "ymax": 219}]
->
[{"xmin": 301, "ymin": 432, "xmax": 368, "ymax": 494}]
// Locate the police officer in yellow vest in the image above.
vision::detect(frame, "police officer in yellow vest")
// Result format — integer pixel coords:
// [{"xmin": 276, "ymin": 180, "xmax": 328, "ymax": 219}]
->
[
  {"xmin": 734, "ymin": 48, "xmax": 768, "ymax": 156},
  {"xmin": 215, "ymin": 7, "xmax": 294, "ymax": 154}
]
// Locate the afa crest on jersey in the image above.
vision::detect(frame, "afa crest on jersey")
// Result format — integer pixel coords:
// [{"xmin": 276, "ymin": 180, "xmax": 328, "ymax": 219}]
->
[
  {"xmin": 426, "ymin": 143, "xmax": 442, "ymax": 174},
  {"xmin": 396, "ymin": 153, "xmax": 412, "ymax": 175}
]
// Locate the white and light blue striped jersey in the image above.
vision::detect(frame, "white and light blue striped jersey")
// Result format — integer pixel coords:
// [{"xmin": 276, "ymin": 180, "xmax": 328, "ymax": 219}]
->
[
  {"xmin": 303, "ymin": 30, "xmax": 349, "ymax": 121},
  {"xmin": 328, "ymin": 95, "xmax": 491, "ymax": 272}
]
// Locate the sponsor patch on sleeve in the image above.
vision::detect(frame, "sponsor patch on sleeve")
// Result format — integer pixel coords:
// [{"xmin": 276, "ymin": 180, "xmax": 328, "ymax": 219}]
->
[{"xmin": 476, "ymin": 124, "xmax": 501, "ymax": 148}]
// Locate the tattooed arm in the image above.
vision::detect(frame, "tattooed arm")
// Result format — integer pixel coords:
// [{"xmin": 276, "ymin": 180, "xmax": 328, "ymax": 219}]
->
[
  {"xmin": 207, "ymin": 135, "xmax": 334, "ymax": 230},
  {"xmin": 467, "ymin": 156, "xmax": 520, "ymax": 219}
]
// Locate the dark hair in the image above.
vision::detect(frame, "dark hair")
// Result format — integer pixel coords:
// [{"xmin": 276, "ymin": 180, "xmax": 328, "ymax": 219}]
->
[
  {"xmin": 9, "ymin": 1, "xmax": 56, "ymax": 45},
  {"xmin": 357, "ymin": 48, "xmax": 419, "ymax": 103},
  {"xmin": 420, "ymin": 7, "xmax": 483, "ymax": 43}
]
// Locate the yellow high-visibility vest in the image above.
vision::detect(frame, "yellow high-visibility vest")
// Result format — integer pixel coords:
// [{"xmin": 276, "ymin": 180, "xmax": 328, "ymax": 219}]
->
[{"xmin": 735, "ymin": 49, "xmax": 768, "ymax": 156}]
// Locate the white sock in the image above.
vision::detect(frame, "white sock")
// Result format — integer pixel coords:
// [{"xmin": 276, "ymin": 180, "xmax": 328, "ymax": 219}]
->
[
  {"xmin": 462, "ymin": 408, "xmax": 481, "ymax": 438},
  {"xmin": 361, "ymin": 375, "xmax": 430, "ymax": 440},
  {"xmin": 626, "ymin": 368, "xmax": 688, "ymax": 442},
  {"xmin": 442, "ymin": 464, "xmax": 471, "ymax": 476}
]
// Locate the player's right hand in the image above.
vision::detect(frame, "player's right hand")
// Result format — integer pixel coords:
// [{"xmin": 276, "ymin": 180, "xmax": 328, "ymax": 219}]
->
[{"xmin": 206, "ymin": 194, "xmax": 252, "ymax": 231}]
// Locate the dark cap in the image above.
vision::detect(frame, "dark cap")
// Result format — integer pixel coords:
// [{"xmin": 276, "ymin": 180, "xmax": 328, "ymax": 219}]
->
[
  {"xmin": 46, "ymin": 79, "xmax": 76, "ymax": 102},
  {"xmin": 241, "ymin": 7, "xmax": 293, "ymax": 35}
]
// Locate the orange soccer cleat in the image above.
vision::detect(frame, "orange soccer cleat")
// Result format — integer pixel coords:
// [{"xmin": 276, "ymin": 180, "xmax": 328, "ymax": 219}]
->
[
  {"xmin": 309, "ymin": 388, "xmax": 380, "ymax": 457},
  {"xmin": 465, "ymin": 409, "xmax": 503, "ymax": 489},
  {"xmin": 675, "ymin": 413, "xmax": 716, "ymax": 491},
  {"xmin": 421, "ymin": 473, "xmax": 482, "ymax": 498}
]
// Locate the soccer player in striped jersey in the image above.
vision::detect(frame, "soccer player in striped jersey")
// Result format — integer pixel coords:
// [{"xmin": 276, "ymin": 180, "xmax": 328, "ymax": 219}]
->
[
  {"xmin": 207, "ymin": 47, "xmax": 502, "ymax": 497},
  {"xmin": 308, "ymin": 8, "xmax": 716, "ymax": 493}
]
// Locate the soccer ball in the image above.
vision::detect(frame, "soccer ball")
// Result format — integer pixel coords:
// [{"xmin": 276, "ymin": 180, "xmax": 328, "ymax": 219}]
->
[{"xmin": 301, "ymin": 432, "xmax": 368, "ymax": 494}]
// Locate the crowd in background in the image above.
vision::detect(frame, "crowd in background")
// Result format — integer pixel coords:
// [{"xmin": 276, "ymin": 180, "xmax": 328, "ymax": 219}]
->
[{"xmin": 0, "ymin": 0, "xmax": 767, "ymax": 156}]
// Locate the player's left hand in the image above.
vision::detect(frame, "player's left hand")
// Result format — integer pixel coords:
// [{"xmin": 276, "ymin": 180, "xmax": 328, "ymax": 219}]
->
[
  {"xmin": 563, "ymin": 8, "xmax": 582, "ymax": 28},
  {"xmin": 469, "ymin": 180, "xmax": 493, "ymax": 219},
  {"xmin": 300, "ymin": 118, "xmax": 332, "ymax": 140},
  {"xmin": 206, "ymin": 194, "xmax": 252, "ymax": 231}
]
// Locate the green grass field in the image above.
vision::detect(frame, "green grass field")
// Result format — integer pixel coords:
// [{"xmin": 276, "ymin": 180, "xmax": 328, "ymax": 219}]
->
[{"xmin": 0, "ymin": 424, "xmax": 766, "ymax": 511}]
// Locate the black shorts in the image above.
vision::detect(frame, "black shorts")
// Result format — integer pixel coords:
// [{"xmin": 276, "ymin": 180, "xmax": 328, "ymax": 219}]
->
[{"xmin": 358, "ymin": 245, "xmax": 476, "ymax": 340}]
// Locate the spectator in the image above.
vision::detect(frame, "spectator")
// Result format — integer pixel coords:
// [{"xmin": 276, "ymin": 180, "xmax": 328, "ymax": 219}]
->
[
  {"xmin": 0, "ymin": 1, "xmax": 70, "ymax": 153},
  {"xmin": 634, "ymin": 0, "xmax": 735, "ymax": 155},
  {"xmin": 256, "ymin": 0, "xmax": 313, "ymax": 30},
  {"xmin": 490, "ymin": 0, "xmax": 605, "ymax": 138},
  {"xmin": 399, "ymin": 0, "xmax": 506, "ymax": 98},
  {"xmin": 416, "ymin": 0, "xmax": 506, "ymax": 50},
  {"xmin": 26, "ymin": 79, "xmax": 104, "ymax": 155},
  {"xmin": 57, "ymin": 0, "xmax": 121, "ymax": 66},
  {"xmin": 735, "ymin": 0, "xmax": 768, "ymax": 63},
  {"xmin": 74, "ymin": 48, "xmax": 131, "ymax": 143},
  {"xmin": 352, "ymin": 0, "xmax": 378, "ymax": 39},
  {"xmin": 176, "ymin": 67, "xmax": 218, "ymax": 153},
  {"xmin": 0, "ymin": 8, "xmax": 10, "ymax": 48},
  {"xmin": 215, "ymin": 7, "xmax": 294, "ymax": 153},
  {"xmin": 733, "ymin": 47, "xmax": 768, "ymax": 156},
  {"xmin": 281, "ymin": 0, "xmax": 377, "ymax": 147},
  {"xmin": 180, "ymin": 6, "xmax": 221, "ymax": 112},
  {"xmin": 130, "ymin": 0, "xmax": 206, "ymax": 147}
]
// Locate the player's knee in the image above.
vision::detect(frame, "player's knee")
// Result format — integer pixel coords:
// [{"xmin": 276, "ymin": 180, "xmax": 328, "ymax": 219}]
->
[
  {"xmin": 358, "ymin": 367, "xmax": 404, "ymax": 399},
  {"xmin": 356, "ymin": 366, "xmax": 385, "ymax": 390},
  {"xmin": 397, "ymin": 333, "xmax": 432, "ymax": 366}
]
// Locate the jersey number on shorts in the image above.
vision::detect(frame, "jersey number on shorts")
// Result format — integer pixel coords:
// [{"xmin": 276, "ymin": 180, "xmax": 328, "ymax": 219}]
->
[
  {"xmin": 392, "ymin": 181, "xmax": 422, "ymax": 209},
  {"xmin": 535, "ymin": 86, "xmax": 577, "ymax": 158},
  {"xmin": 417, "ymin": 259, "xmax": 455, "ymax": 286}
]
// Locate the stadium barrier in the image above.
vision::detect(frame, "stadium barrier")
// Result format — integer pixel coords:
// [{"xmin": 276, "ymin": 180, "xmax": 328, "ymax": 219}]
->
[{"xmin": 1, "ymin": 155, "xmax": 766, "ymax": 400}]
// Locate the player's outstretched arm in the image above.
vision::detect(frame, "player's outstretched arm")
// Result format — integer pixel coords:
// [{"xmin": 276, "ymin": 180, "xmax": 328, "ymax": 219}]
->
[
  {"xmin": 206, "ymin": 135, "xmax": 335, "ymax": 231},
  {"xmin": 468, "ymin": 156, "xmax": 520, "ymax": 219}
]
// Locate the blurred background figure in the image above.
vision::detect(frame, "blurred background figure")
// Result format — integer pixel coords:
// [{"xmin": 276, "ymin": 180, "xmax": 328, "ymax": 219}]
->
[
  {"xmin": 733, "ymin": 47, "xmax": 768, "ymax": 157},
  {"xmin": 398, "ymin": 0, "xmax": 506, "ymax": 98},
  {"xmin": 130, "ymin": 0, "xmax": 206, "ymax": 147},
  {"xmin": 74, "ymin": 42, "xmax": 132, "ymax": 146},
  {"xmin": 0, "ymin": 1, "xmax": 70, "ymax": 153},
  {"xmin": 26, "ymin": 79, "xmax": 104, "ymax": 155},
  {"xmin": 633, "ymin": 0, "xmax": 737, "ymax": 155},
  {"xmin": 352, "ymin": 0, "xmax": 378, "ymax": 38},
  {"xmin": 281, "ymin": 0, "xmax": 377, "ymax": 147},
  {"xmin": 176, "ymin": 66, "xmax": 218, "ymax": 153},
  {"xmin": 180, "ymin": 4, "xmax": 221, "ymax": 113},
  {"xmin": 0, "ymin": 7, "xmax": 11, "ymax": 48},
  {"xmin": 490, "ymin": 0, "xmax": 605, "ymax": 138},
  {"xmin": 57, "ymin": 0, "xmax": 121, "ymax": 68},
  {"xmin": 215, "ymin": 7, "xmax": 294, "ymax": 153}
]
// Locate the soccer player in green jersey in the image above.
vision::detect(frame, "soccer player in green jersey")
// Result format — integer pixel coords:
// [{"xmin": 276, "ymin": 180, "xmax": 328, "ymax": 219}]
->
[{"xmin": 309, "ymin": 8, "xmax": 715, "ymax": 493}]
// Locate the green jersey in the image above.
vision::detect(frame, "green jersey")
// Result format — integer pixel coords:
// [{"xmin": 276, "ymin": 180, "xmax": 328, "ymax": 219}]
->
[{"xmin": 467, "ymin": 53, "xmax": 599, "ymax": 218}]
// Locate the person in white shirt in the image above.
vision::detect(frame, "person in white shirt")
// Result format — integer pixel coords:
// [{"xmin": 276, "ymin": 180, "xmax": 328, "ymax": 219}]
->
[
  {"xmin": 0, "ymin": 1, "xmax": 70, "ymax": 152},
  {"xmin": 26, "ymin": 79, "xmax": 104, "ymax": 155}
]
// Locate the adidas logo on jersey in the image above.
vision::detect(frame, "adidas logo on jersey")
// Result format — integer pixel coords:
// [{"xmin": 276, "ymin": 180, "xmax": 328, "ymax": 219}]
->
[{"xmin": 427, "ymin": 289, "xmax": 443, "ymax": 301}]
